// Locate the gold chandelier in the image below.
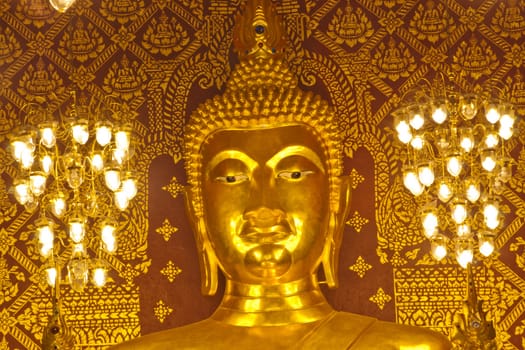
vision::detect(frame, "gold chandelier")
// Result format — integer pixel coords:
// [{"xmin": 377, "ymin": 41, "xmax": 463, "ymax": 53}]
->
[
  {"xmin": 7, "ymin": 92, "xmax": 136, "ymax": 292},
  {"xmin": 393, "ymin": 74, "xmax": 517, "ymax": 268}
]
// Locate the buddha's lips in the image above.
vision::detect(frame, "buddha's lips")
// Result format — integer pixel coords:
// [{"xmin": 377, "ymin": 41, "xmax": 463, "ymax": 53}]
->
[{"xmin": 239, "ymin": 224, "xmax": 293, "ymax": 243}]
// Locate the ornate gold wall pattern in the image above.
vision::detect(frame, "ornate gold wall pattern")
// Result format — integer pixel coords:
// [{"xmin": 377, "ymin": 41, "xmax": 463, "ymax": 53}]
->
[{"xmin": 0, "ymin": 0, "xmax": 524, "ymax": 349}]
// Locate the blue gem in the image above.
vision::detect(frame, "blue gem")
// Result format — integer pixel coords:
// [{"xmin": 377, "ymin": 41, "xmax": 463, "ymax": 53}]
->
[{"xmin": 255, "ymin": 25, "xmax": 265, "ymax": 34}]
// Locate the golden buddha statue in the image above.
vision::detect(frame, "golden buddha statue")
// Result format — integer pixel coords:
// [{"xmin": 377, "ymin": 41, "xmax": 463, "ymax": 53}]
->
[{"xmin": 113, "ymin": 0, "xmax": 452, "ymax": 348}]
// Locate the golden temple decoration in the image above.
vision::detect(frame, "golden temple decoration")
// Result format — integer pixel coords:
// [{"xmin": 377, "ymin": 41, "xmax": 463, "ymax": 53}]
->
[
  {"xmin": 349, "ymin": 168, "xmax": 364, "ymax": 190},
  {"xmin": 155, "ymin": 219, "xmax": 178, "ymax": 242},
  {"xmin": 153, "ymin": 300, "xmax": 173, "ymax": 324},
  {"xmin": 369, "ymin": 287, "xmax": 392, "ymax": 311},
  {"xmin": 162, "ymin": 176, "xmax": 184, "ymax": 199},
  {"xmin": 160, "ymin": 261, "xmax": 182, "ymax": 283},
  {"xmin": 346, "ymin": 211, "xmax": 369, "ymax": 233},
  {"xmin": 348, "ymin": 256, "xmax": 372, "ymax": 279}
]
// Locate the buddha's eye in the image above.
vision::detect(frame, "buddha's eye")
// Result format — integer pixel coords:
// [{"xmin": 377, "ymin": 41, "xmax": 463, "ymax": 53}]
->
[
  {"xmin": 215, "ymin": 174, "xmax": 249, "ymax": 184},
  {"xmin": 277, "ymin": 170, "xmax": 314, "ymax": 180}
]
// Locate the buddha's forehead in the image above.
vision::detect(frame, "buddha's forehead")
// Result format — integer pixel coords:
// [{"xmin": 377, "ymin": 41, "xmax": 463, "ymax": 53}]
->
[{"xmin": 200, "ymin": 124, "xmax": 327, "ymax": 162}]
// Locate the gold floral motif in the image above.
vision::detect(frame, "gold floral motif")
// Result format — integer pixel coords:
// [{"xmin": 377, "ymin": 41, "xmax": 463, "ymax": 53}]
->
[
  {"xmin": 452, "ymin": 35, "xmax": 500, "ymax": 80},
  {"xmin": 100, "ymin": 0, "xmax": 146, "ymax": 25},
  {"xmin": 349, "ymin": 168, "xmax": 364, "ymax": 190},
  {"xmin": 153, "ymin": 300, "xmax": 173, "ymax": 324},
  {"xmin": 348, "ymin": 256, "xmax": 372, "ymax": 278},
  {"xmin": 160, "ymin": 261, "xmax": 182, "ymax": 283},
  {"xmin": 371, "ymin": 37, "xmax": 417, "ymax": 81},
  {"xmin": 142, "ymin": 10, "xmax": 190, "ymax": 56},
  {"xmin": 0, "ymin": 27, "xmax": 22, "ymax": 66},
  {"xmin": 327, "ymin": 2, "xmax": 373, "ymax": 47},
  {"xmin": 491, "ymin": 0, "xmax": 525, "ymax": 40},
  {"xmin": 17, "ymin": 57, "xmax": 65, "ymax": 102},
  {"xmin": 369, "ymin": 288, "xmax": 392, "ymax": 310},
  {"xmin": 58, "ymin": 18, "xmax": 105, "ymax": 63},
  {"xmin": 162, "ymin": 176, "xmax": 184, "ymax": 199},
  {"xmin": 103, "ymin": 55, "xmax": 146, "ymax": 101},
  {"xmin": 409, "ymin": 0, "xmax": 455, "ymax": 43},
  {"xmin": 346, "ymin": 211, "xmax": 369, "ymax": 233},
  {"xmin": 0, "ymin": 257, "xmax": 23, "ymax": 304},
  {"xmin": 155, "ymin": 219, "xmax": 178, "ymax": 242}
]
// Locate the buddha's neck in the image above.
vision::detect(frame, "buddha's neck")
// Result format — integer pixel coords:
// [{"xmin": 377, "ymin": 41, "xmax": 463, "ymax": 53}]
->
[{"xmin": 211, "ymin": 275, "xmax": 333, "ymax": 327}]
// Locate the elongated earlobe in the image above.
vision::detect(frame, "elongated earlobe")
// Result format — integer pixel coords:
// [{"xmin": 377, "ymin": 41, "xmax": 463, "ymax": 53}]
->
[
  {"xmin": 184, "ymin": 189, "xmax": 219, "ymax": 295},
  {"xmin": 321, "ymin": 176, "xmax": 352, "ymax": 289}
]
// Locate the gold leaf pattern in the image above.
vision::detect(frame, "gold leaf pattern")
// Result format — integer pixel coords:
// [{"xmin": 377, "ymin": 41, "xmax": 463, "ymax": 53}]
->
[
  {"xmin": 162, "ymin": 176, "xmax": 184, "ymax": 199},
  {"xmin": 156, "ymin": 219, "xmax": 178, "ymax": 242},
  {"xmin": 348, "ymin": 256, "xmax": 372, "ymax": 278},
  {"xmin": 160, "ymin": 261, "xmax": 182, "ymax": 283},
  {"xmin": 369, "ymin": 288, "xmax": 392, "ymax": 311},
  {"xmin": 153, "ymin": 300, "xmax": 173, "ymax": 324},
  {"xmin": 346, "ymin": 211, "xmax": 369, "ymax": 233},
  {"xmin": 349, "ymin": 168, "xmax": 364, "ymax": 190}
]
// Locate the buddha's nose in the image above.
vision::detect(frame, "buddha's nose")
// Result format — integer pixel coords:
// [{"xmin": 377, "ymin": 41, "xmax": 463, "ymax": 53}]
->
[{"xmin": 244, "ymin": 207, "xmax": 284, "ymax": 227}]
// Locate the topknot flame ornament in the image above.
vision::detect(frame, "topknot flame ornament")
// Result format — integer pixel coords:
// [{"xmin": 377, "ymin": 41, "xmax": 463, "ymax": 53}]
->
[{"xmin": 233, "ymin": 0, "xmax": 286, "ymax": 60}]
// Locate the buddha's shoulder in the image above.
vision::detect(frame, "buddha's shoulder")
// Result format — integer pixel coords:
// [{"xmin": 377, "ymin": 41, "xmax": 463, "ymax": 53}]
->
[
  {"xmin": 111, "ymin": 320, "xmax": 222, "ymax": 350},
  {"xmin": 348, "ymin": 316, "xmax": 452, "ymax": 349}
]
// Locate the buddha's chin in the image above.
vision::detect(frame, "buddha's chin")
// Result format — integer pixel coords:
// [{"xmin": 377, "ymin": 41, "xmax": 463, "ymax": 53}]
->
[{"xmin": 244, "ymin": 244, "xmax": 292, "ymax": 279}]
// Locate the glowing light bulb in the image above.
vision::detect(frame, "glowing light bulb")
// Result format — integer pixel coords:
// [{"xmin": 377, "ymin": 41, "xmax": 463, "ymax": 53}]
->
[
  {"xmin": 115, "ymin": 129, "xmax": 130, "ymax": 152},
  {"xmin": 104, "ymin": 168, "xmax": 121, "ymax": 191},
  {"xmin": 431, "ymin": 103, "xmax": 447, "ymax": 124},
  {"xmin": 459, "ymin": 128, "xmax": 474, "ymax": 152},
  {"xmin": 446, "ymin": 154, "xmax": 462, "ymax": 177},
  {"xmin": 40, "ymin": 155, "xmax": 53, "ymax": 175},
  {"xmin": 114, "ymin": 190, "xmax": 129, "ymax": 211},
  {"xmin": 122, "ymin": 175, "xmax": 137, "ymax": 200},
  {"xmin": 71, "ymin": 120, "xmax": 89, "ymax": 145},
  {"xmin": 45, "ymin": 267, "xmax": 58, "ymax": 287},
  {"xmin": 437, "ymin": 179, "xmax": 453, "ymax": 202},
  {"xmin": 417, "ymin": 163, "xmax": 434, "ymax": 187},
  {"xmin": 431, "ymin": 235, "xmax": 448, "ymax": 261},
  {"xmin": 481, "ymin": 150, "xmax": 496, "ymax": 172},
  {"xmin": 13, "ymin": 179, "xmax": 31, "ymax": 205},
  {"xmin": 409, "ymin": 107, "xmax": 425, "ymax": 130},
  {"xmin": 478, "ymin": 232, "xmax": 495, "ymax": 257},
  {"xmin": 455, "ymin": 239, "xmax": 473, "ymax": 268},
  {"xmin": 68, "ymin": 218, "xmax": 85, "ymax": 243},
  {"xmin": 91, "ymin": 152, "xmax": 104, "ymax": 172},
  {"xmin": 40, "ymin": 125, "xmax": 56, "ymax": 148},
  {"xmin": 95, "ymin": 122, "xmax": 112, "ymax": 146},
  {"xmin": 403, "ymin": 168, "xmax": 424, "ymax": 196},
  {"xmin": 51, "ymin": 194, "xmax": 67, "ymax": 218},
  {"xmin": 421, "ymin": 209, "xmax": 438, "ymax": 239},
  {"xmin": 451, "ymin": 200, "xmax": 467, "ymax": 224},
  {"xmin": 395, "ymin": 119, "xmax": 412, "ymax": 144},
  {"xmin": 101, "ymin": 223, "xmax": 117, "ymax": 254},
  {"xmin": 485, "ymin": 104, "xmax": 500, "ymax": 124},
  {"xmin": 29, "ymin": 171, "xmax": 47, "ymax": 197},
  {"xmin": 465, "ymin": 179, "xmax": 480, "ymax": 203},
  {"xmin": 92, "ymin": 267, "xmax": 107, "ymax": 288}
]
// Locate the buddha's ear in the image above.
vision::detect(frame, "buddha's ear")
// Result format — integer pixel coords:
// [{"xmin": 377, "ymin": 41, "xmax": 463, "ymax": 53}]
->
[
  {"xmin": 184, "ymin": 187, "xmax": 219, "ymax": 296},
  {"xmin": 321, "ymin": 176, "xmax": 351, "ymax": 289}
]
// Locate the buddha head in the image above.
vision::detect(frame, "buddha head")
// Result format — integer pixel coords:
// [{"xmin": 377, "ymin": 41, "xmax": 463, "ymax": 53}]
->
[{"xmin": 183, "ymin": 0, "xmax": 350, "ymax": 295}]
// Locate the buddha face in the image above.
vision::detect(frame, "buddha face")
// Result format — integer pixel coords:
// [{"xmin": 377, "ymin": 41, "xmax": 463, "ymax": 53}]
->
[{"xmin": 199, "ymin": 124, "xmax": 332, "ymax": 284}]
